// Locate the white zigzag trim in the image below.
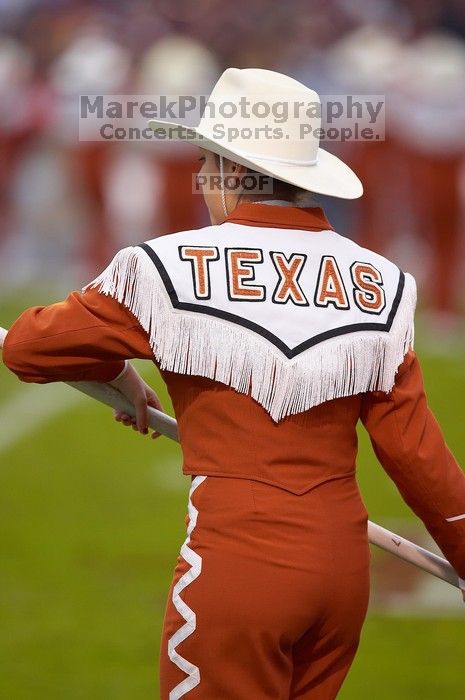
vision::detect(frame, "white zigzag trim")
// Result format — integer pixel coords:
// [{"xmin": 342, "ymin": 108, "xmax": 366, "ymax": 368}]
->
[{"xmin": 168, "ymin": 475, "xmax": 207, "ymax": 700}]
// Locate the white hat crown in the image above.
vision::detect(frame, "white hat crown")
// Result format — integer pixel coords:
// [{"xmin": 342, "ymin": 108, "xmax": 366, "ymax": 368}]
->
[{"xmin": 197, "ymin": 68, "xmax": 321, "ymax": 165}]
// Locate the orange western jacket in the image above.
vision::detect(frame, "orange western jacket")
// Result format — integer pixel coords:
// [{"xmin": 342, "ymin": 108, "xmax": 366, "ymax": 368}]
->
[{"xmin": 3, "ymin": 203, "xmax": 465, "ymax": 582}]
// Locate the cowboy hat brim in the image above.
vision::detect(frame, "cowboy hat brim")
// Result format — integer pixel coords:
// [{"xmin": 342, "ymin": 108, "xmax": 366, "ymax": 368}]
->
[{"xmin": 147, "ymin": 119, "xmax": 363, "ymax": 200}]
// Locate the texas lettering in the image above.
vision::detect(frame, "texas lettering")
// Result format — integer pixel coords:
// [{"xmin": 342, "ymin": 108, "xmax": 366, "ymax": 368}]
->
[{"xmin": 179, "ymin": 245, "xmax": 386, "ymax": 314}]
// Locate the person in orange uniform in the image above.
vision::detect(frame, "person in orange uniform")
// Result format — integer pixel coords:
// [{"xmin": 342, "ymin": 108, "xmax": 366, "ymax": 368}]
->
[
  {"xmin": 3, "ymin": 69, "xmax": 465, "ymax": 699},
  {"xmin": 390, "ymin": 32, "xmax": 465, "ymax": 326}
]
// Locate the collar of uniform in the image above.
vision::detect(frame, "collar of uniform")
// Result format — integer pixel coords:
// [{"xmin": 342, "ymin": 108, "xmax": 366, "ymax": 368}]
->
[{"xmin": 223, "ymin": 202, "xmax": 334, "ymax": 231}]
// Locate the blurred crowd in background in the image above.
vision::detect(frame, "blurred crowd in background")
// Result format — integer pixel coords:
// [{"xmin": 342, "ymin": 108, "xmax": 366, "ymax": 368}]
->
[{"xmin": 0, "ymin": 0, "xmax": 464, "ymax": 343}]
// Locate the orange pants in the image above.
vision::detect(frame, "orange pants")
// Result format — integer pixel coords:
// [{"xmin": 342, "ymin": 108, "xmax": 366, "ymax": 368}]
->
[{"xmin": 160, "ymin": 474, "xmax": 371, "ymax": 699}]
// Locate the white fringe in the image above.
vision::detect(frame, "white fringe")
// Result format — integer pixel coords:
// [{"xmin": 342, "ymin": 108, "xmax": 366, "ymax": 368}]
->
[{"xmin": 84, "ymin": 247, "xmax": 416, "ymax": 423}]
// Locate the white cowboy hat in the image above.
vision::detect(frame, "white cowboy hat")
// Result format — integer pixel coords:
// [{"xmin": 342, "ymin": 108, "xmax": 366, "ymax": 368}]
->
[{"xmin": 148, "ymin": 67, "xmax": 363, "ymax": 199}]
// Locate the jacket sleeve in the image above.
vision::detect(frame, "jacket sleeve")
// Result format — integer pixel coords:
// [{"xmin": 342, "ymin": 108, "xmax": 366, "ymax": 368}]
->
[
  {"xmin": 2, "ymin": 287, "xmax": 154, "ymax": 383},
  {"xmin": 360, "ymin": 349, "xmax": 465, "ymax": 584}
]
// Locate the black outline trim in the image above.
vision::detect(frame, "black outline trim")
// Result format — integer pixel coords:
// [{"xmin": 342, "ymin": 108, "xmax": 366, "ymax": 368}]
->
[
  {"xmin": 269, "ymin": 251, "xmax": 309, "ymax": 306},
  {"xmin": 224, "ymin": 247, "xmax": 266, "ymax": 302},
  {"xmin": 350, "ymin": 261, "xmax": 386, "ymax": 315},
  {"xmin": 138, "ymin": 243, "xmax": 405, "ymax": 360},
  {"xmin": 178, "ymin": 245, "xmax": 219, "ymax": 300}
]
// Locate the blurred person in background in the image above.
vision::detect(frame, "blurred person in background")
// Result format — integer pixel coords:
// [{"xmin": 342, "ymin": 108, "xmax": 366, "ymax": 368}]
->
[
  {"xmin": 0, "ymin": 35, "xmax": 36, "ymax": 257},
  {"xmin": 324, "ymin": 25, "xmax": 406, "ymax": 256},
  {"xmin": 390, "ymin": 31, "xmax": 465, "ymax": 340},
  {"xmin": 48, "ymin": 25, "xmax": 132, "ymax": 276},
  {"xmin": 137, "ymin": 34, "xmax": 220, "ymax": 235}
]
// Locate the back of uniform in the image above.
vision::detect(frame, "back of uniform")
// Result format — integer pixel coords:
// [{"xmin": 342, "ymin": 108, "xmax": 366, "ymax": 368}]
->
[{"xmin": 4, "ymin": 203, "xmax": 465, "ymax": 700}]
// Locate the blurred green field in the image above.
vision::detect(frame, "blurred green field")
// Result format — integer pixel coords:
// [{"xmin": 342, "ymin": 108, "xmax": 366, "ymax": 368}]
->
[{"xmin": 1, "ymin": 290, "xmax": 464, "ymax": 699}]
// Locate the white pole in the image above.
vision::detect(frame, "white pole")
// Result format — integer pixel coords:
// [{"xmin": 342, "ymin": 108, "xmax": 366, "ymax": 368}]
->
[
  {"xmin": 0, "ymin": 325, "xmax": 461, "ymax": 589},
  {"xmin": 67, "ymin": 380, "xmax": 178, "ymax": 441},
  {"xmin": 367, "ymin": 521, "xmax": 460, "ymax": 588}
]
